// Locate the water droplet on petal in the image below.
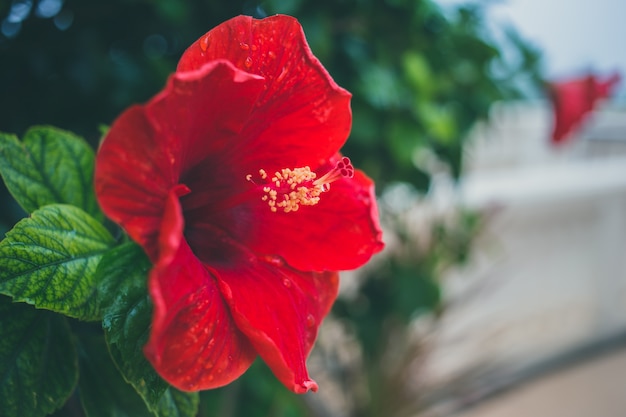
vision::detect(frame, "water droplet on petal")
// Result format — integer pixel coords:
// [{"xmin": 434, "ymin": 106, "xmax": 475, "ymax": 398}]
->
[
  {"xmin": 199, "ymin": 35, "xmax": 209, "ymax": 52},
  {"xmin": 268, "ymin": 50, "xmax": 276, "ymax": 59},
  {"xmin": 276, "ymin": 67, "xmax": 288, "ymax": 83},
  {"xmin": 306, "ymin": 314, "xmax": 316, "ymax": 328},
  {"xmin": 283, "ymin": 278, "xmax": 292, "ymax": 288},
  {"xmin": 239, "ymin": 42, "xmax": 249, "ymax": 50},
  {"xmin": 251, "ymin": 44, "xmax": 258, "ymax": 51},
  {"xmin": 262, "ymin": 255, "xmax": 284, "ymax": 266},
  {"xmin": 244, "ymin": 56, "xmax": 253, "ymax": 69}
]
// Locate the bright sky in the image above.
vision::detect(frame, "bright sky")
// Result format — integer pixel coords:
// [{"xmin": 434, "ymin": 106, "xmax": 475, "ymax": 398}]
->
[{"xmin": 438, "ymin": 0, "xmax": 626, "ymax": 98}]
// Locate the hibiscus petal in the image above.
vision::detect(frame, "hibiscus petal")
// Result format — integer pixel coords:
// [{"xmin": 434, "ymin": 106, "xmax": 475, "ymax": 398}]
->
[
  {"xmin": 549, "ymin": 72, "xmax": 621, "ymax": 144},
  {"xmin": 177, "ymin": 15, "xmax": 352, "ymax": 172},
  {"xmin": 187, "ymin": 164, "xmax": 384, "ymax": 272},
  {"xmin": 146, "ymin": 60, "xmax": 265, "ymax": 172},
  {"xmin": 95, "ymin": 60, "xmax": 265, "ymax": 260},
  {"xmin": 212, "ymin": 253, "xmax": 339, "ymax": 393},
  {"xmin": 94, "ymin": 106, "xmax": 175, "ymax": 259},
  {"xmin": 245, "ymin": 168, "xmax": 384, "ymax": 271},
  {"xmin": 145, "ymin": 189, "xmax": 256, "ymax": 391}
]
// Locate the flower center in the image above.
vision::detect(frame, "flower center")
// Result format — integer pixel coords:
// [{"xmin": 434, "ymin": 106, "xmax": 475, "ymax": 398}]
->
[{"xmin": 246, "ymin": 157, "xmax": 354, "ymax": 213}]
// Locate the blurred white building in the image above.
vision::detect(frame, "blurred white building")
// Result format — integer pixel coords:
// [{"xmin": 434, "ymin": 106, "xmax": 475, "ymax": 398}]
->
[{"xmin": 418, "ymin": 100, "xmax": 626, "ymax": 416}]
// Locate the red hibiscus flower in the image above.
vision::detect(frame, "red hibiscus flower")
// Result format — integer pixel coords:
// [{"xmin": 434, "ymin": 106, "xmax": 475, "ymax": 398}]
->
[
  {"xmin": 94, "ymin": 15, "xmax": 384, "ymax": 394},
  {"xmin": 549, "ymin": 72, "xmax": 621, "ymax": 144}
]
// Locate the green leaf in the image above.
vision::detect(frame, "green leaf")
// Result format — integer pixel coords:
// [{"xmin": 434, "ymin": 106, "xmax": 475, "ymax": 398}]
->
[
  {"xmin": 0, "ymin": 126, "xmax": 103, "ymax": 221},
  {"xmin": 0, "ymin": 204, "xmax": 114, "ymax": 320},
  {"xmin": 96, "ymin": 241, "xmax": 150, "ymax": 314},
  {"xmin": 403, "ymin": 51, "xmax": 434, "ymax": 97},
  {"xmin": 100, "ymin": 242, "xmax": 167, "ymax": 407},
  {"xmin": 78, "ymin": 331, "xmax": 198, "ymax": 417},
  {"xmin": 154, "ymin": 389, "xmax": 199, "ymax": 417},
  {"xmin": 77, "ymin": 334, "xmax": 157, "ymax": 417},
  {"xmin": 100, "ymin": 242, "xmax": 197, "ymax": 416},
  {"xmin": 0, "ymin": 296, "xmax": 78, "ymax": 417}
]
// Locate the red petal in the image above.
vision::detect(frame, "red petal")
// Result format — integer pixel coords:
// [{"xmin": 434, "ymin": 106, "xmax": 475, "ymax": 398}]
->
[
  {"xmin": 94, "ymin": 106, "xmax": 175, "ymax": 259},
  {"xmin": 146, "ymin": 61, "xmax": 265, "ymax": 171},
  {"xmin": 95, "ymin": 61, "xmax": 265, "ymax": 260},
  {"xmin": 549, "ymin": 72, "xmax": 621, "ymax": 144},
  {"xmin": 145, "ymin": 189, "xmax": 256, "ymax": 391},
  {"xmin": 187, "ymin": 166, "xmax": 384, "ymax": 272},
  {"xmin": 178, "ymin": 15, "xmax": 352, "ymax": 172},
  {"xmin": 212, "ymin": 252, "xmax": 339, "ymax": 393},
  {"xmin": 246, "ymin": 168, "xmax": 384, "ymax": 271}
]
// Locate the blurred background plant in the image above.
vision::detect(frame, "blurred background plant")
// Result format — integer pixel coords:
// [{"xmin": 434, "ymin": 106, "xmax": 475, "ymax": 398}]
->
[{"xmin": 0, "ymin": 1, "xmax": 543, "ymax": 416}]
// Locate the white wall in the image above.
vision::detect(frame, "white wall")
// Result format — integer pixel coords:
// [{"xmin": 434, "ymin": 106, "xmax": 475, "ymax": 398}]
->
[{"xmin": 420, "ymin": 100, "xmax": 626, "ymax": 392}]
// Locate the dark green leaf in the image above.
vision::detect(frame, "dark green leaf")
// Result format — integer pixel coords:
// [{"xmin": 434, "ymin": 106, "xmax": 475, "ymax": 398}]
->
[
  {"xmin": 0, "ymin": 296, "xmax": 78, "ymax": 417},
  {"xmin": 154, "ymin": 389, "xmax": 199, "ymax": 417},
  {"xmin": 100, "ymin": 242, "xmax": 198, "ymax": 416},
  {"xmin": 96, "ymin": 241, "xmax": 150, "ymax": 314},
  {"xmin": 77, "ymin": 334, "xmax": 156, "ymax": 417},
  {"xmin": 101, "ymin": 246, "xmax": 168, "ymax": 409},
  {"xmin": 0, "ymin": 126, "xmax": 103, "ymax": 221},
  {"xmin": 0, "ymin": 204, "xmax": 114, "ymax": 320}
]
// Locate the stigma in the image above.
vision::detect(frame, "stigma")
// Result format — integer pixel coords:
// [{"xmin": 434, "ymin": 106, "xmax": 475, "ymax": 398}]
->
[{"xmin": 246, "ymin": 157, "xmax": 354, "ymax": 213}]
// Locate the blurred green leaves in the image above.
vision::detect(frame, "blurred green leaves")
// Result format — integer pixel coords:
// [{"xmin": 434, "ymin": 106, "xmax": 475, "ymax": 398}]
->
[{"xmin": 0, "ymin": 296, "xmax": 78, "ymax": 417}]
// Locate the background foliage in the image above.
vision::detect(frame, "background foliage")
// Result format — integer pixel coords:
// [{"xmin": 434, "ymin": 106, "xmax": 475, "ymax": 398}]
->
[{"xmin": 0, "ymin": 1, "xmax": 542, "ymax": 416}]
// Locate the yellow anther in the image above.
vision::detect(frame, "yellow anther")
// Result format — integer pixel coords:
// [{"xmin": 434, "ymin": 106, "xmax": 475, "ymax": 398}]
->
[{"xmin": 247, "ymin": 158, "xmax": 354, "ymax": 213}]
